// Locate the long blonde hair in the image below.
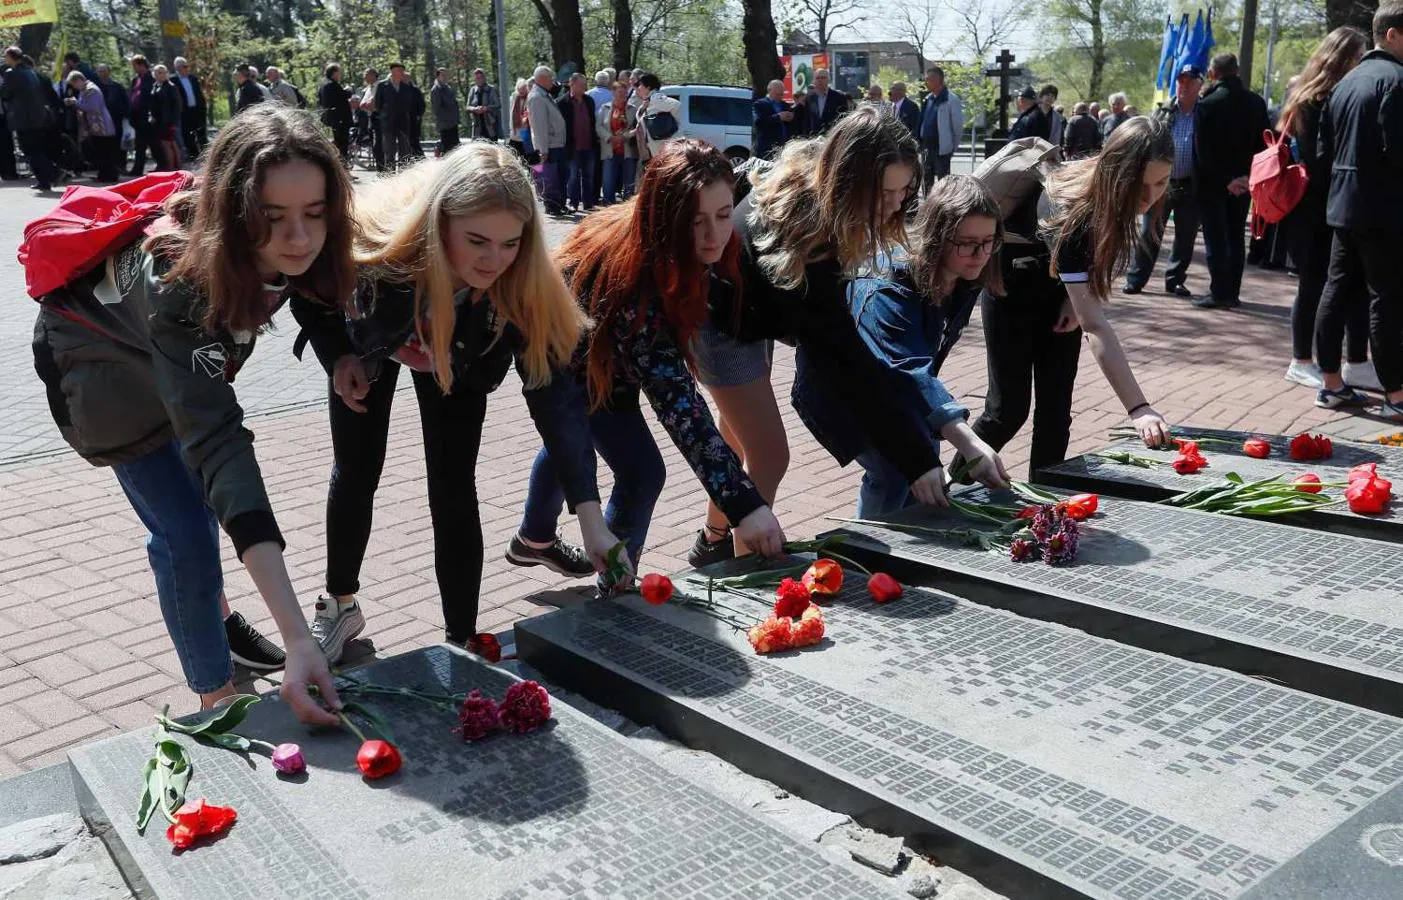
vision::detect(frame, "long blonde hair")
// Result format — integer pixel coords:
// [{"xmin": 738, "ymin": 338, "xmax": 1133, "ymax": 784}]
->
[
  {"xmin": 750, "ymin": 106, "xmax": 919, "ymax": 290},
  {"xmin": 1278, "ymin": 26, "xmax": 1368, "ymax": 138},
  {"xmin": 353, "ymin": 142, "xmax": 584, "ymax": 391},
  {"xmin": 1043, "ymin": 116, "xmax": 1173, "ymax": 300}
]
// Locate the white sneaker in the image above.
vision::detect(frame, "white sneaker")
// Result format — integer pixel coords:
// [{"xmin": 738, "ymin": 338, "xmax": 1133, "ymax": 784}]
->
[
  {"xmin": 1284, "ymin": 360, "xmax": 1324, "ymax": 389},
  {"xmin": 1343, "ymin": 360, "xmax": 1384, "ymax": 392},
  {"xmin": 310, "ymin": 597, "xmax": 366, "ymax": 665}
]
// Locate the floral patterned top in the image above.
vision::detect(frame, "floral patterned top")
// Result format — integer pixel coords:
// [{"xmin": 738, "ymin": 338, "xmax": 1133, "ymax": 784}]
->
[{"xmin": 603, "ymin": 293, "xmax": 767, "ymax": 526}]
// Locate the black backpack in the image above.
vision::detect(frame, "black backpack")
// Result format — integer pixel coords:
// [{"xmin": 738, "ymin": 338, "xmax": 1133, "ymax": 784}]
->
[{"xmin": 643, "ymin": 109, "xmax": 678, "ymax": 140}]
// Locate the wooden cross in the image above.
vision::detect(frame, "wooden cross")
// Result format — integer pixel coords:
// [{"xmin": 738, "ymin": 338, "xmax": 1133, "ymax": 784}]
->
[{"xmin": 984, "ymin": 48, "xmax": 1024, "ymax": 136}]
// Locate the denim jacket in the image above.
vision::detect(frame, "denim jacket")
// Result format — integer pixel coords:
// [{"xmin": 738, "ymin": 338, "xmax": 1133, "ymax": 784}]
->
[{"xmin": 792, "ymin": 270, "xmax": 975, "ymax": 466}]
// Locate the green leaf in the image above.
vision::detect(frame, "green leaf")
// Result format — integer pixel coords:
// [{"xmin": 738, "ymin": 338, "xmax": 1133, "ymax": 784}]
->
[
  {"xmin": 153, "ymin": 740, "xmax": 192, "ymax": 812},
  {"xmin": 135, "ymin": 757, "xmax": 160, "ymax": 832},
  {"xmin": 196, "ymin": 731, "xmax": 252, "ymax": 752},
  {"xmin": 1225, "ymin": 472, "xmax": 1244, "ymax": 484},
  {"xmin": 174, "ymin": 695, "xmax": 260, "ymax": 736}
]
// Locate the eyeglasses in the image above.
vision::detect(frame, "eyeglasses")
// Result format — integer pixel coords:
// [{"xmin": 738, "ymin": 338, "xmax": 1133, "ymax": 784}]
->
[{"xmin": 952, "ymin": 237, "xmax": 1001, "ymax": 258}]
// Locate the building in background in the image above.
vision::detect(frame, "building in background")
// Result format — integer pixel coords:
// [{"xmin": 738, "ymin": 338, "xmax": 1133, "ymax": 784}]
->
[{"xmin": 782, "ymin": 31, "xmax": 924, "ymax": 94}]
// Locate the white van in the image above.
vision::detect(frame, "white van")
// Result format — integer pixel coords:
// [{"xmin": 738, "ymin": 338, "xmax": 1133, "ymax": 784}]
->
[{"xmin": 656, "ymin": 84, "xmax": 754, "ymax": 161}]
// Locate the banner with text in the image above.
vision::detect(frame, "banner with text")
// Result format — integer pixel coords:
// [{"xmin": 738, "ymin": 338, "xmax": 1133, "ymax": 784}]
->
[{"xmin": 1, "ymin": 0, "xmax": 59, "ymax": 27}]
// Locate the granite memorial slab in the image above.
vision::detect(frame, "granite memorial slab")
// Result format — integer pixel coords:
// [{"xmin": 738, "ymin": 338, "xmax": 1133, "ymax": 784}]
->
[
  {"xmin": 515, "ymin": 569, "xmax": 1403, "ymax": 899},
  {"xmin": 67, "ymin": 645, "xmax": 903, "ymax": 900},
  {"xmin": 822, "ymin": 491, "xmax": 1403, "ymax": 717},
  {"xmin": 1038, "ymin": 426, "xmax": 1402, "ymax": 542}
]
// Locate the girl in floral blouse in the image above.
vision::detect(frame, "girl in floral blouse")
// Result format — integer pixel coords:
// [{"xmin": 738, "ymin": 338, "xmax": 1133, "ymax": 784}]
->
[{"xmin": 511, "ymin": 139, "xmax": 787, "ymax": 578}]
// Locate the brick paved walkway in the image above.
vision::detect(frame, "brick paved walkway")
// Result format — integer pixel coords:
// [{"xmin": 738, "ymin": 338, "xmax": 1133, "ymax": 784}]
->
[{"xmin": 1, "ymin": 183, "xmax": 1395, "ymax": 777}]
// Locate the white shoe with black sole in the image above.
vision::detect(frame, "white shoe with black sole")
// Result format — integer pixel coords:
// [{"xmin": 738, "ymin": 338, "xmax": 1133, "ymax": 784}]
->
[
  {"xmin": 224, "ymin": 612, "xmax": 286, "ymax": 672},
  {"xmin": 310, "ymin": 597, "xmax": 367, "ymax": 665}
]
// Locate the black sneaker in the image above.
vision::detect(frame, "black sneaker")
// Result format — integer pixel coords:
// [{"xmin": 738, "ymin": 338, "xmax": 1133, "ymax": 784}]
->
[
  {"xmin": 224, "ymin": 612, "xmax": 286, "ymax": 671},
  {"xmin": 1166, "ymin": 282, "xmax": 1192, "ymax": 297},
  {"xmin": 686, "ymin": 528, "xmax": 736, "ymax": 569},
  {"xmin": 1122, "ymin": 283, "xmax": 1143, "ymax": 295},
  {"xmin": 1316, "ymin": 386, "xmax": 1369, "ymax": 410},
  {"xmin": 505, "ymin": 534, "xmax": 594, "ymax": 577}
]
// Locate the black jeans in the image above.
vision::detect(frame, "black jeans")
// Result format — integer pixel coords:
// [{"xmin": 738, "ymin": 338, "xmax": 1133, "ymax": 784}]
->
[
  {"xmin": 332, "ymin": 123, "xmax": 351, "ymax": 161},
  {"xmin": 129, "ymin": 118, "xmax": 153, "ymax": 175},
  {"xmin": 921, "ymin": 144, "xmax": 952, "ymax": 194},
  {"xmin": 1292, "ymin": 207, "xmax": 1367, "ymax": 363},
  {"xmin": 180, "ymin": 111, "xmax": 204, "ymax": 161},
  {"xmin": 1316, "ymin": 228, "xmax": 1403, "ymax": 391},
  {"xmin": 324, "ymin": 360, "xmax": 489, "ymax": 643},
  {"xmin": 15, "ymin": 128, "xmax": 57, "ymax": 187},
  {"xmin": 0, "ymin": 114, "xmax": 17, "ymax": 178},
  {"xmin": 83, "ymin": 134, "xmax": 121, "ymax": 182},
  {"xmin": 1197, "ymin": 185, "xmax": 1251, "ymax": 305},
  {"xmin": 438, "ymin": 128, "xmax": 459, "ymax": 155},
  {"xmin": 971, "ymin": 254, "xmax": 1083, "ymax": 479},
  {"xmin": 1126, "ymin": 178, "xmax": 1200, "ymax": 290}
]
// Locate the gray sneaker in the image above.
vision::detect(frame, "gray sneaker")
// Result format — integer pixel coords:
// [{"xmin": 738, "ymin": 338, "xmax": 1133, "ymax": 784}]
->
[
  {"xmin": 310, "ymin": 597, "xmax": 366, "ymax": 665},
  {"xmin": 505, "ymin": 534, "xmax": 594, "ymax": 577}
]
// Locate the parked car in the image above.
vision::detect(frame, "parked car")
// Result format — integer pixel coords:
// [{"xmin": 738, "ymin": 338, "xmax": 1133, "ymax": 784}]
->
[{"xmin": 657, "ymin": 84, "xmax": 753, "ymax": 161}]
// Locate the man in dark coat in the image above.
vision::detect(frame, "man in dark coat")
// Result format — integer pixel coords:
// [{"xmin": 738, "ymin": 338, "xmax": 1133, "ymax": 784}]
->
[
  {"xmin": 1061, "ymin": 101, "xmax": 1101, "ymax": 158},
  {"xmin": 889, "ymin": 81, "xmax": 921, "ymax": 139},
  {"xmin": 127, "ymin": 55, "xmax": 156, "ymax": 175},
  {"xmin": 1315, "ymin": 2, "xmax": 1403, "ymax": 417},
  {"xmin": 429, "ymin": 67, "xmax": 459, "ymax": 155},
  {"xmin": 1007, "ymin": 86, "xmax": 1050, "ymax": 140},
  {"xmin": 466, "ymin": 69, "xmax": 501, "ymax": 140},
  {"xmin": 0, "ymin": 56, "xmax": 17, "ymax": 180},
  {"xmin": 234, "ymin": 67, "xmax": 264, "ymax": 114},
  {"xmin": 319, "ymin": 63, "xmax": 354, "ymax": 161},
  {"xmin": 1192, "ymin": 51, "xmax": 1268, "ymax": 309},
  {"xmin": 1, "ymin": 47, "xmax": 57, "ymax": 189},
  {"xmin": 803, "ymin": 67, "xmax": 849, "ymax": 134},
  {"xmin": 752, "ymin": 78, "xmax": 795, "ymax": 160},
  {"xmin": 375, "ymin": 63, "xmax": 417, "ymax": 171},
  {"xmin": 172, "ymin": 57, "xmax": 207, "ymax": 160}
]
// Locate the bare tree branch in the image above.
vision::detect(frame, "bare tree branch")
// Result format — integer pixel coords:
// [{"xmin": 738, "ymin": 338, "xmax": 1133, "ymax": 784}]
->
[
  {"xmin": 941, "ymin": 0, "xmax": 1021, "ymax": 62},
  {"xmin": 787, "ymin": 0, "xmax": 866, "ymax": 51}
]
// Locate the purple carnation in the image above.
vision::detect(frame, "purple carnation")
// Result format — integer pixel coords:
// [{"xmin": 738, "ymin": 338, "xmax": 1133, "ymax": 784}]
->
[
  {"xmin": 1042, "ymin": 518, "xmax": 1081, "ymax": 566},
  {"xmin": 1009, "ymin": 538, "xmax": 1037, "ymax": 562}
]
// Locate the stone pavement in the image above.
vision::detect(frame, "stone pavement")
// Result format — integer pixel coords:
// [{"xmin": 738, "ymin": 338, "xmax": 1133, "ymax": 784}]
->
[{"xmin": 0, "ymin": 181, "xmax": 1394, "ymax": 777}]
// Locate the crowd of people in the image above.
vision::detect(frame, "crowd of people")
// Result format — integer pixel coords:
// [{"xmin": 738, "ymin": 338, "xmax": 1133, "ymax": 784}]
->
[{"xmin": 12, "ymin": 3, "xmax": 1403, "ymax": 723}]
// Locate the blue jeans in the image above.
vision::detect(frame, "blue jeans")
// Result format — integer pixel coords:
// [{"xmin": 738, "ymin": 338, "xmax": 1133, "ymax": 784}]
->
[
  {"xmin": 602, "ymin": 155, "xmax": 636, "ymax": 204},
  {"xmin": 112, "ymin": 440, "xmax": 232, "ymax": 693},
  {"xmin": 853, "ymin": 441, "xmax": 941, "ymax": 518},
  {"xmin": 520, "ymin": 394, "xmax": 666, "ymax": 572},
  {"xmin": 566, "ymin": 149, "xmax": 596, "ymax": 208}
]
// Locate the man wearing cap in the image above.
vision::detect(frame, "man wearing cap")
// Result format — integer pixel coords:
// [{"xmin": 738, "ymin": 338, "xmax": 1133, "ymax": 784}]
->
[
  {"xmin": 1007, "ymin": 85, "xmax": 1049, "ymax": 140},
  {"xmin": 1125, "ymin": 64, "xmax": 1204, "ymax": 297}
]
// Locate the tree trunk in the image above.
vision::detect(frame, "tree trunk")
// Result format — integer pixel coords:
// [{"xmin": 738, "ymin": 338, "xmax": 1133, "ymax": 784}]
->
[
  {"xmin": 527, "ymin": 0, "xmax": 566, "ymax": 69},
  {"xmin": 1087, "ymin": 0, "xmax": 1105, "ymax": 103},
  {"xmin": 281, "ymin": 0, "xmax": 295, "ymax": 36},
  {"xmin": 612, "ymin": 0, "xmax": 634, "ymax": 72},
  {"xmin": 552, "ymin": 0, "xmax": 586, "ymax": 71},
  {"xmin": 742, "ymin": 0, "xmax": 784, "ymax": 97},
  {"xmin": 19, "ymin": 23, "xmax": 52, "ymax": 61},
  {"xmin": 1326, "ymin": 0, "xmax": 1376, "ymax": 30}
]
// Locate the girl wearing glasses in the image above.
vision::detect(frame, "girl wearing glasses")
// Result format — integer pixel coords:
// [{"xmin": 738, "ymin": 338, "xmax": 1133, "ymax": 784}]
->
[
  {"xmin": 971, "ymin": 117, "xmax": 1175, "ymax": 478},
  {"xmin": 795, "ymin": 176, "xmax": 1010, "ymax": 516}
]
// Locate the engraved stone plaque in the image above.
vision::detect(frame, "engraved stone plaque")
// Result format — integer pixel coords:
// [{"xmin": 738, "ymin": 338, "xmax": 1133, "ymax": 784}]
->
[
  {"xmin": 1039, "ymin": 427, "xmax": 1402, "ymax": 542},
  {"xmin": 516, "ymin": 572, "xmax": 1403, "ymax": 899},
  {"xmin": 824, "ymin": 491, "xmax": 1403, "ymax": 715},
  {"xmin": 68, "ymin": 646, "xmax": 901, "ymax": 900}
]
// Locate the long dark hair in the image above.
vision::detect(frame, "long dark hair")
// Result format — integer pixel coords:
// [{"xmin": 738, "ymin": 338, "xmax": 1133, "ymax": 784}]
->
[
  {"xmin": 910, "ymin": 175, "xmax": 1005, "ymax": 299},
  {"xmin": 560, "ymin": 139, "xmax": 742, "ymax": 409},
  {"xmin": 1278, "ymin": 27, "xmax": 1368, "ymax": 138},
  {"xmin": 146, "ymin": 106, "xmax": 356, "ymax": 334}
]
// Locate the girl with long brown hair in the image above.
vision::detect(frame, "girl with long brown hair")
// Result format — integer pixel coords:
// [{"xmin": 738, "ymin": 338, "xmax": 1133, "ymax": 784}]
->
[
  {"xmin": 303, "ymin": 142, "xmax": 624, "ymax": 657},
  {"xmin": 971, "ymin": 116, "xmax": 1175, "ymax": 476},
  {"xmin": 31, "ymin": 107, "xmax": 351, "ymax": 724},
  {"xmin": 510, "ymin": 139, "xmax": 786, "ymax": 577},
  {"xmin": 1276, "ymin": 26, "xmax": 1375, "ymax": 403}
]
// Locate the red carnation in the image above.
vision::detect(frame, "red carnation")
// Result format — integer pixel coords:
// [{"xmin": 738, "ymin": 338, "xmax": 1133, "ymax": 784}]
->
[
  {"xmin": 456, "ymin": 690, "xmax": 501, "ymax": 742},
  {"xmin": 773, "ymin": 578, "xmax": 812, "ymax": 618},
  {"xmin": 747, "ymin": 616, "xmax": 794, "ymax": 654},
  {"xmin": 791, "ymin": 606, "xmax": 826, "ymax": 647},
  {"xmin": 165, "ymin": 799, "xmax": 237, "ymax": 850},
  {"xmin": 498, "ymin": 680, "xmax": 552, "ymax": 734},
  {"xmin": 640, "ymin": 573, "xmax": 674, "ymax": 605}
]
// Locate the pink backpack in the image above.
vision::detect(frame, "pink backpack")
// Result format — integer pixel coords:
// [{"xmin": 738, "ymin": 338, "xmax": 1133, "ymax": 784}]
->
[{"xmin": 1248, "ymin": 129, "xmax": 1308, "ymax": 238}]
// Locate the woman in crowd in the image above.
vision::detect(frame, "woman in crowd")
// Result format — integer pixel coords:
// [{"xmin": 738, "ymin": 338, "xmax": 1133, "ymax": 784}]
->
[
  {"xmin": 632, "ymin": 72, "xmax": 681, "ymax": 166},
  {"xmin": 31, "ymin": 108, "xmax": 348, "ymax": 724},
  {"xmin": 597, "ymin": 80, "xmax": 638, "ymax": 203},
  {"xmin": 689, "ymin": 108, "xmax": 997, "ymax": 566},
  {"xmin": 303, "ymin": 143, "xmax": 624, "ymax": 660},
  {"xmin": 971, "ymin": 116, "xmax": 1174, "ymax": 477},
  {"xmin": 1276, "ymin": 27, "xmax": 1378, "ymax": 404},
  {"xmin": 795, "ymin": 175, "xmax": 1009, "ymax": 516},
  {"xmin": 510, "ymin": 79, "xmax": 532, "ymax": 159},
  {"xmin": 148, "ymin": 64, "xmax": 183, "ymax": 171},
  {"xmin": 63, "ymin": 70, "xmax": 119, "ymax": 183},
  {"xmin": 508, "ymin": 140, "xmax": 786, "ymax": 581}
]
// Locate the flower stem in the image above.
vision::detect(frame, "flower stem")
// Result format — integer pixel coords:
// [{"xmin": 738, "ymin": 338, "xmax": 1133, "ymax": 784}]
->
[{"xmin": 337, "ymin": 711, "xmax": 368, "ymax": 743}]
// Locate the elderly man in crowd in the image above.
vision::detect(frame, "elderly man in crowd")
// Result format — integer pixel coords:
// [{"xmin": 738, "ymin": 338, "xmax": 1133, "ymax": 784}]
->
[{"xmin": 527, "ymin": 64, "xmax": 568, "ymax": 216}]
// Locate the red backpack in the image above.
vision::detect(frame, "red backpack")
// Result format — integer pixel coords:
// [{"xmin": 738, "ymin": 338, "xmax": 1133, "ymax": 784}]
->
[
  {"xmin": 1248, "ymin": 129, "xmax": 1308, "ymax": 238},
  {"xmin": 18, "ymin": 172, "xmax": 194, "ymax": 300}
]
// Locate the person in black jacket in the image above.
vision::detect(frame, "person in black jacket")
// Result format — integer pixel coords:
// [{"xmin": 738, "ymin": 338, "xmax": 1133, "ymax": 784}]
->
[
  {"xmin": 149, "ymin": 64, "xmax": 184, "ymax": 171},
  {"xmin": 1315, "ymin": 3, "xmax": 1403, "ymax": 419},
  {"xmin": 31, "ymin": 108, "xmax": 353, "ymax": 723},
  {"xmin": 889, "ymin": 81, "xmax": 921, "ymax": 139},
  {"xmin": 127, "ymin": 55, "xmax": 156, "ymax": 175},
  {"xmin": 803, "ymin": 68, "xmax": 850, "ymax": 134},
  {"xmin": 374, "ymin": 63, "xmax": 416, "ymax": 172},
  {"xmin": 172, "ymin": 57, "xmax": 207, "ymax": 160},
  {"xmin": 1, "ymin": 47, "xmax": 57, "ymax": 190},
  {"xmin": 1007, "ymin": 85, "xmax": 1050, "ymax": 140},
  {"xmin": 1192, "ymin": 52, "xmax": 1269, "ymax": 309},
  {"xmin": 234, "ymin": 66, "xmax": 265, "ymax": 114},
  {"xmin": 319, "ymin": 63, "xmax": 354, "ymax": 161},
  {"xmin": 752, "ymin": 79, "xmax": 795, "ymax": 160},
  {"xmin": 1061, "ymin": 102, "xmax": 1101, "ymax": 158}
]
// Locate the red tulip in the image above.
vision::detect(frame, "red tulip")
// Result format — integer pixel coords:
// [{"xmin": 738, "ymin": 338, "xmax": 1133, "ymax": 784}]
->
[
  {"xmin": 166, "ymin": 799, "xmax": 237, "ymax": 850},
  {"xmin": 1347, "ymin": 474, "xmax": 1393, "ymax": 514},
  {"xmin": 356, "ymin": 739, "xmax": 402, "ymax": 779},
  {"xmin": 639, "ymin": 573, "xmax": 674, "ymax": 605},
  {"xmin": 1060, "ymin": 493, "xmax": 1099, "ymax": 520},
  {"xmin": 1294, "ymin": 473, "xmax": 1322, "ymax": 493},
  {"xmin": 1171, "ymin": 454, "xmax": 1206, "ymax": 475},
  {"xmin": 773, "ymin": 577, "xmax": 812, "ymax": 618},
  {"xmin": 801, "ymin": 559, "xmax": 843, "ymax": 595},
  {"xmin": 867, "ymin": 572, "xmax": 902, "ymax": 604},
  {"xmin": 1242, "ymin": 438, "xmax": 1271, "ymax": 459},
  {"xmin": 1289, "ymin": 432, "xmax": 1333, "ymax": 461}
]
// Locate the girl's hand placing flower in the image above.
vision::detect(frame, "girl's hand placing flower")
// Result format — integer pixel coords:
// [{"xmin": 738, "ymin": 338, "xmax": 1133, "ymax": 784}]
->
[
  {"xmin": 911, "ymin": 466, "xmax": 951, "ymax": 507},
  {"xmin": 577, "ymin": 503, "xmax": 632, "ymax": 583},
  {"xmin": 1131, "ymin": 406, "xmax": 1172, "ymax": 448},
  {"xmin": 734, "ymin": 506, "xmax": 785, "ymax": 557},
  {"xmin": 941, "ymin": 422, "xmax": 1011, "ymax": 491}
]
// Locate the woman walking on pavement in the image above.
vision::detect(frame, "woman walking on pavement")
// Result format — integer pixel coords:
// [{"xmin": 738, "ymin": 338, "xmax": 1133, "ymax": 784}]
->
[
  {"xmin": 302, "ymin": 143, "xmax": 626, "ymax": 660},
  {"xmin": 31, "ymin": 108, "xmax": 350, "ymax": 725}
]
